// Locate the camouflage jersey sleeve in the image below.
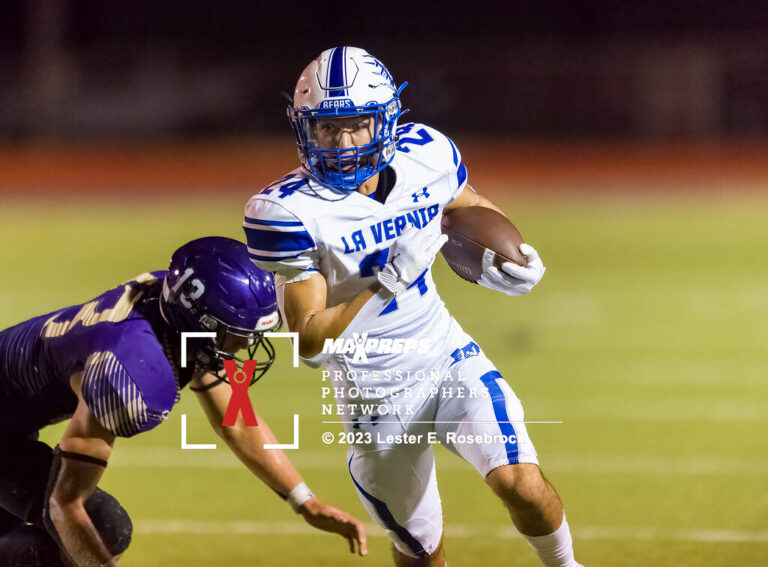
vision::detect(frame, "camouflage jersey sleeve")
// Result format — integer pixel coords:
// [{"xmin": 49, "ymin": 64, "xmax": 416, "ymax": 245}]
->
[{"xmin": 80, "ymin": 319, "xmax": 179, "ymax": 438}]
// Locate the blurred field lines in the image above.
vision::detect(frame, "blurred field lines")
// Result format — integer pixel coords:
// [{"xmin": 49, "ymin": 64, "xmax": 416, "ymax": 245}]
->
[{"xmin": 0, "ymin": 142, "xmax": 766, "ymax": 566}]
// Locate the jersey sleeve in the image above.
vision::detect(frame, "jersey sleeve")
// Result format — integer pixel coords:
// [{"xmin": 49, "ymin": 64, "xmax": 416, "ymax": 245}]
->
[
  {"xmin": 444, "ymin": 135, "xmax": 469, "ymax": 202},
  {"xmin": 243, "ymin": 195, "xmax": 320, "ymax": 283},
  {"xmin": 398, "ymin": 123, "xmax": 469, "ymax": 203},
  {"xmin": 81, "ymin": 349, "xmax": 175, "ymax": 438}
]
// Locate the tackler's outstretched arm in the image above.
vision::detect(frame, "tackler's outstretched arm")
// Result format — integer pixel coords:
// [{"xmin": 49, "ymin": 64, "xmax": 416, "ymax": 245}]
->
[{"xmin": 191, "ymin": 373, "xmax": 368, "ymax": 556}]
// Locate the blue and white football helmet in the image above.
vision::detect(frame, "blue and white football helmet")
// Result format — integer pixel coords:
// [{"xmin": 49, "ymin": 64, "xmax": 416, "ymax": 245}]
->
[
  {"xmin": 287, "ymin": 46, "xmax": 407, "ymax": 192},
  {"xmin": 159, "ymin": 236, "xmax": 280, "ymax": 385}
]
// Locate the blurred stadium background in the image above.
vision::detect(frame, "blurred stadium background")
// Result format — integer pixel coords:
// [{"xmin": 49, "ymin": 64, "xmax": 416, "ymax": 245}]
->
[{"xmin": 1, "ymin": 2, "xmax": 766, "ymax": 566}]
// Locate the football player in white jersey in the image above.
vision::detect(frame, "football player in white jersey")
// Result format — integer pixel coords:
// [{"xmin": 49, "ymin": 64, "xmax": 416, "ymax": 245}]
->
[{"xmin": 243, "ymin": 47, "xmax": 582, "ymax": 567}]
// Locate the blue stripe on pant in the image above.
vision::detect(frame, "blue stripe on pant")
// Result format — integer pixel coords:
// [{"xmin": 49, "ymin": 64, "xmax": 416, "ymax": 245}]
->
[
  {"xmin": 479, "ymin": 370, "xmax": 520, "ymax": 465},
  {"xmin": 347, "ymin": 456, "xmax": 429, "ymax": 558}
]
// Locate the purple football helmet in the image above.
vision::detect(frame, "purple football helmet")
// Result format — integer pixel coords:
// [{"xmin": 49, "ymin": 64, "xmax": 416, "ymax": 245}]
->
[{"xmin": 159, "ymin": 236, "xmax": 280, "ymax": 385}]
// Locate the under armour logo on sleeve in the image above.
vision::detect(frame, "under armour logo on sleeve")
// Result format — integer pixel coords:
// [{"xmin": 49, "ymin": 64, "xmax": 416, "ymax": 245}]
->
[{"xmin": 411, "ymin": 188, "xmax": 430, "ymax": 203}]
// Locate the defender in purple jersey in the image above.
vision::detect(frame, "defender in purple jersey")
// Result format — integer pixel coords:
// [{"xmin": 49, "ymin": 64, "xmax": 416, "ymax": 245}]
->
[{"xmin": 0, "ymin": 237, "xmax": 366, "ymax": 566}]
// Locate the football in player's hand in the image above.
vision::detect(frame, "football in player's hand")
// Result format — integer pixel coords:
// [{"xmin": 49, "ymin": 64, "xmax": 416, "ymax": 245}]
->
[{"xmin": 440, "ymin": 206, "xmax": 526, "ymax": 283}]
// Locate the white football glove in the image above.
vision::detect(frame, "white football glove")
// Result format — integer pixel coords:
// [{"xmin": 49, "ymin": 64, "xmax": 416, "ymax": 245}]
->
[
  {"xmin": 378, "ymin": 226, "xmax": 448, "ymax": 296},
  {"xmin": 478, "ymin": 243, "xmax": 546, "ymax": 296}
]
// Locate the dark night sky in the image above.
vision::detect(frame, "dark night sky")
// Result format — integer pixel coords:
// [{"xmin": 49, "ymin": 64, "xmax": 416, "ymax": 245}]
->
[
  {"xmin": 2, "ymin": 1, "xmax": 768, "ymax": 139},
  {"xmin": 2, "ymin": 1, "xmax": 768, "ymax": 53}
]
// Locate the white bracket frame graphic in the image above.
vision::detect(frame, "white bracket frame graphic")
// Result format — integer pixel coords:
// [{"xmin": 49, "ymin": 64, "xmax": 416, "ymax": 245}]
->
[
  {"xmin": 263, "ymin": 413, "xmax": 300, "ymax": 450},
  {"xmin": 180, "ymin": 332, "xmax": 216, "ymax": 367},
  {"xmin": 179, "ymin": 331, "xmax": 301, "ymax": 450},
  {"xmin": 263, "ymin": 331, "xmax": 299, "ymax": 368},
  {"xmin": 180, "ymin": 413, "xmax": 217, "ymax": 450}
]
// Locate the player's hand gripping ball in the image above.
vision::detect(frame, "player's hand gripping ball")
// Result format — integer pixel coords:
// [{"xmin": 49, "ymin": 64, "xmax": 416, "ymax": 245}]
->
[
  {"xmin": 441, "ymin": 206, "xmax": 545, "ymax": 295},
  {"xmin": 479, "ymin": 243, "xmax": 545, "ymax": 296},
  {"xmin": 378, "ymin": 225, "xmax": 448, "ymax": 295}
]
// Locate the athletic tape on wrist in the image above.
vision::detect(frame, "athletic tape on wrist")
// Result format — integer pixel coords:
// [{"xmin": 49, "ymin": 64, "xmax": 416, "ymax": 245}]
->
[{"xmin": 286, "ymin": 482, "xmax": 315, "ymax": 513}]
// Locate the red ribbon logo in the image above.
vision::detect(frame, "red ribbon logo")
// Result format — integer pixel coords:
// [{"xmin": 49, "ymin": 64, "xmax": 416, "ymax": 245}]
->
[{"xmin": 221, "ymin": 360, "xmax": 259, "ymax": 427}]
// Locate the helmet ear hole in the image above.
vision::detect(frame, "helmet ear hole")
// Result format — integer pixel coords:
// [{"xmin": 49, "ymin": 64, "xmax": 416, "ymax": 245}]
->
[{"xmin": 200, "ymin": 314, "xmax": 218, "ymax": 330}]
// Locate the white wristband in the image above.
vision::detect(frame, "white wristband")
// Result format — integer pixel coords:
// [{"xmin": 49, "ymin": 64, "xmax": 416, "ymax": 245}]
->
[{"xmin": 286, "ymin": 482, "xmax": 315, "ymax": 513}]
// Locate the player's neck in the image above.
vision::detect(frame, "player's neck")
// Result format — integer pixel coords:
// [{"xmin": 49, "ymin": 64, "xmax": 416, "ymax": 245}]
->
[{"xmin": 356, "ymin": 172, "xmax": 379, "ymax": 196}]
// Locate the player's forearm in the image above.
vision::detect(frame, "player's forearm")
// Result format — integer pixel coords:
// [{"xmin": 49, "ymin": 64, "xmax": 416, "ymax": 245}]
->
[
  {"xmin": 218, "ymin": 416, "xmax": 304, "ymax": 497},
  {"xmin": 445, "ymin": 185, "xmax": 506, "ymax": 216},
  {"xmin": 294, "ymin": 285, "xmax": 380, "ymax": 358},
  {"xmin": 198, "ymin": 385, "xmax": 307, "ymax": 498},
  {"xmin": 472, "ymin": 193, "xmax": 505, "ymax": 216},
  {"xmin": 49, "ymin": 498, "xmax": 116, "ymax": 567}
]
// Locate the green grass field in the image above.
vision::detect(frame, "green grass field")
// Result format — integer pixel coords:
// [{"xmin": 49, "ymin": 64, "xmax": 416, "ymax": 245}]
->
[{"xmin": 1, "ymin": 192, "xmax": 766, "ymax": 566}]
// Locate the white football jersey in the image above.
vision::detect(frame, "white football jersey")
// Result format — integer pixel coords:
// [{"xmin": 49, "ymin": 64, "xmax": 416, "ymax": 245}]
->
[{"xmin": 243, "ymin": 123, "xmax": 472, "ymax": 408}]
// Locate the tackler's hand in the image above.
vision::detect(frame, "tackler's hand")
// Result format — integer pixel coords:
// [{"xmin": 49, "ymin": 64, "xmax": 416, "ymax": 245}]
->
[
  {"xmin": 299, "ymin": 498, "xmax": 368, "ymax": 556},
  {"xmin": 478, "ymin": 243, "xmax": 546, "ymax": 296},
  {"xmin": 377, "ymin": 225, "xmax": 448, "ymax": 295}
]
